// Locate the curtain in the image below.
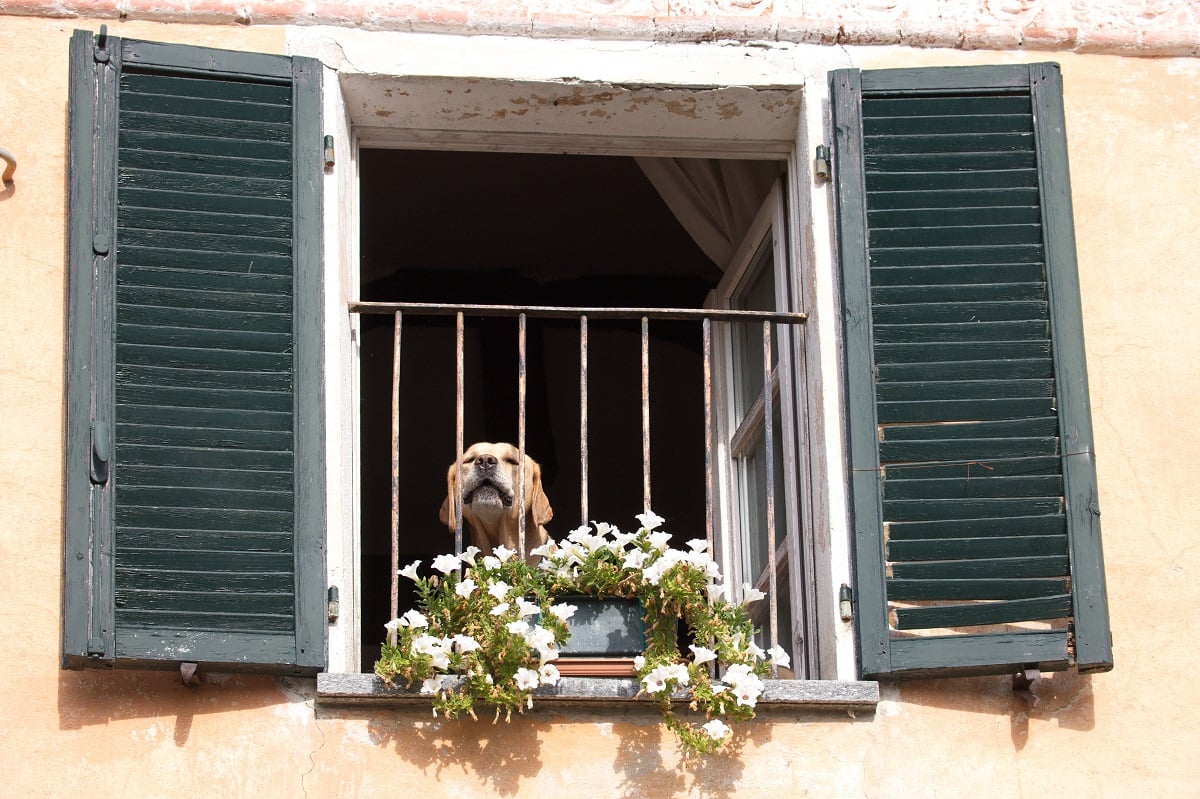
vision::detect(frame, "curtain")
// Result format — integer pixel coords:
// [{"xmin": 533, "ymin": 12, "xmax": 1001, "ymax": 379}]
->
[{"xmin": 635, "ymin": 157, "xmax": 784, "ymax": 270}]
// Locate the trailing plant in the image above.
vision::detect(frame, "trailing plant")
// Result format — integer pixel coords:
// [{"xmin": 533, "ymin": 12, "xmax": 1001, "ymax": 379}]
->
[{"xmin": 374, "ymin": 512, "xmax": 788, "ymax": 755}]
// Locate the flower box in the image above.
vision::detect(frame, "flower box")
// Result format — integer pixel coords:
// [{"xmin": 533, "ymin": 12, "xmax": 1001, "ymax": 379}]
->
[{"xmin": 552, "ymin": 595, "xmax": 644, "ymax": 677}]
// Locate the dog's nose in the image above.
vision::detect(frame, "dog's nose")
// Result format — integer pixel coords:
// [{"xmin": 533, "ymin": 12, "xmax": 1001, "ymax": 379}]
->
[{"xmin": 477, "ymin": 454, "xmax": 498, "ymax": 470}]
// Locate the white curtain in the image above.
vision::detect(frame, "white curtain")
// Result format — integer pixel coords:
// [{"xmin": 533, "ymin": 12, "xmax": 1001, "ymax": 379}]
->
[{"xmin": 635, "ymin": 157, "xmax": 784, "ymax": 270}]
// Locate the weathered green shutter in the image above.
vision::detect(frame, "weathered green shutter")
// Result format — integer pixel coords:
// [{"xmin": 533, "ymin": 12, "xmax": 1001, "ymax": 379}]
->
[
  {"xmin": 832, "ymin": 64, "xmax": 1111, "ymax": 679},
  {"xmin": 63, "ymin": 30, "xmax": 325, "ymax": 672}
]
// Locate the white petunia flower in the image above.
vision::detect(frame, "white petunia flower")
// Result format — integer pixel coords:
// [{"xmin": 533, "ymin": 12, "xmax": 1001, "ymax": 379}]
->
[
  {"xmin": 514, "ymin": 668, "xmax": 540, "ymax": 691},
  {"xmin": 767, "ymin": 645, "xmax": 792, "ymax": 670},
  {"xmin": 549, "ymin": 603, "xmax": 577, "ymax": 621},
  {"xmin": 707, "ymin": 583, "xmax": 729, "ymax": 603},
  {"xmin": 686, "ymin": 538, "xmax": 710, "ymax": 554},
  {"xmin": 538, "ymin": 663, "xmax": 561, "ymax": 686},
  {"xmin": 488, "ymin": 581, "xmax": 511, "ymax": 600},
  {"xmin": 420, "ymin": 676, "xmax": 442, "ymax": 695},
  {"xmin": 398, "ymin": 560, "xmax": 421, "ymax": 581},
  {"xmin": 529, "ymin": 539, "xmax": 557, "ymax": 558},
  {"xmin": 482, "ymin": 555, "xmax": 502, "ymax": 570},
  {"xmin": 384, "ymin": 618, "xmax": 401, "ymax": 634},
  {"xmin": 647, "ymin": 531, "xmax": 673, "ymax": 551},
  {"xmin": 635, "ymin": 510, "xmax": 666, "ymax": 531},
  {"xmin": 702, "ymin": 719, "xmax": 731, "ymax": 740},
  {"xmin": 431, "ymin": 553, "xmax": 462, "ymax": 575},
  {"xmin": 689, "ymin": 645, "xmax": 718, "ymax": 665},
  {"xmin": 506, "ymin": 620, "xmax": 531, "ymax": 635},
  {"xmin": 623, "ymin": 548, "xmax": 649, "ymax": 570},
  {"xmin": 517, "ymin": 599, "xmax": 541, "ymax": 617},
  {"xmin": 489, "ymin": 602, "xmax": 510, "ymax": 616},
  {"xmin": 666, "ymin": 663, "xmax": 690, "ymax": 686},
  {"xmin": 493, "ymin": 544, "xmax": 517, "ymax": 562},
  {"xmin": 459, "ymin": 545, "xmax": 481, "ymax": 565},
  {"xmin": 453, "ymin": 634, "xmax": 481, "ymax": 653},
  {"xmin": 454, "ymin": 578, "xmax": 477, "ymax": 598},
  {"xmin": 633, "ymin": 655, "xmax": 646, "ymax": 671},
  {"xmin": 741, "ymin": 583, "xmax": 766, "ymax": 605},
  {"xmin": 400, "ymin": 609, "xmax": 428, "ymax": 628}
]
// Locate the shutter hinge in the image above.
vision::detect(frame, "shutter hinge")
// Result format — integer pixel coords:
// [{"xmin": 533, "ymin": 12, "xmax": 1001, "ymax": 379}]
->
[
  {"xmin": 839, "ymin": 584, "xmax": 854, "ymax": 620},
  {"xmin": 86, "ymin": 637, "xmax": 106, "ymax": 658},
  {"xmin": 815, "ymin": 144, "xmax": 831, "ymax": 182},
  {"xmin": 327, "ymin": 585, "xmax": 340, "ymax": 622},
  {"xmin": 93, "ymin": 25, "xmax": 110, "ymax": 63},
  {"xmin": 323, "ymin": 135, "xmax": 335, "ymax": 169}
]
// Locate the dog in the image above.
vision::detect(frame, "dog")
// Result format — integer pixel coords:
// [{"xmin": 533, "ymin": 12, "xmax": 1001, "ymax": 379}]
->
[{"xmin": 438, "ymin": 442, "xmax": 553, "ymax": 560}]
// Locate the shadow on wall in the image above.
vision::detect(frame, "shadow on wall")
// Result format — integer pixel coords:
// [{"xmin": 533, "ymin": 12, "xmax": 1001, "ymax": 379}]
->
[
  {"xmin": 58, "ymin": 669, "xmax": 295, "ymax": 746},
  {"xmin": 326, "ymin": 703, "xmax": 870, "ymax": 797},
  {"xmin": 896, "ymin": 671, "xmax": 1097, "ymax": 751}
]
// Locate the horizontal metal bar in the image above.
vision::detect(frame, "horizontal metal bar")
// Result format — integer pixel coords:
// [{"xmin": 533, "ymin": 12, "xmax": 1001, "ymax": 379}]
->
[{"xmin": 350, "ymin": 301, "xmax": 806, "ymax": 325}]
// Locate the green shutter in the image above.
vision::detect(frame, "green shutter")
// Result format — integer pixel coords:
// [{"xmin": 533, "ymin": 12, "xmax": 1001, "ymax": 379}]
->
[
  {"xmin": 832, "ymin": 64, "xmax": 1111, "ymax": 679},
  {"xmin": 63, "ymin": 30, "xmax": 326, "ymax": 672}
]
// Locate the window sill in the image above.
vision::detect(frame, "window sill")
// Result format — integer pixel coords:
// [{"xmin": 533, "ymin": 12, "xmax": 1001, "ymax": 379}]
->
[{"xmin": 316, "ymin": 672, "xmax": 880, "ymax": 711}]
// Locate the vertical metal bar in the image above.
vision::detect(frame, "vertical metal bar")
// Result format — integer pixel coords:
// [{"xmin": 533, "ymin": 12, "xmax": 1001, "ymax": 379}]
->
[
  {"xmin": 763, "ymin": 321, "xmax": 779, "ymax": 675},
  {"xmin": 641, "ymin": 315, "xmax": 651, "ymax": 513},
  {"xmin": 389, "ymin": 312, "xmax": 402, "ymax": 641},
  {"xmin": 703, "ymin": 319, "xmax": 714, "ymax": 554},
  {"xmin": 580, "ymin": 314, "xmax": 589, "ymax": 526},
  {"xmin": 518, "ymin": 313, "xmax": 528, "ymax": 557},
  {"xmin": 454, "ymin": 312, "xmax": 465, "ymax": 557}
]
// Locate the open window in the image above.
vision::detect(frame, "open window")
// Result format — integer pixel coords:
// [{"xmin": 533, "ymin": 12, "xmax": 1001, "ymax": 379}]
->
[{"xmin": 354, "ymin": 150, "xmax": 811, "ymax": 673}]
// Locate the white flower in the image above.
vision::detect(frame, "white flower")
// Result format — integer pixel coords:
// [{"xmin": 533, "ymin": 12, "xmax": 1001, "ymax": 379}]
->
[
  {"xmin": 549, "ymin": 603, "xmax": 577, "ymax": 621},
  {"xmin": 635, "ymin": 510, "xmax": 665, "ymax": 531},
  {"xmin": 733, "ymin": 681, "xmax": 762, "ymax": 708},
  {"xmin": 689, "ymin": 645, "xmax": 718, "ymax": 665},
  {"xmin": 420, "ymin": 676, "xmax": 442, "ymax": 695},
  {"xmin": 453, "ymin": 634, "xmax": 481, "ymax": 653},
  {"xmin": 702, "ymin": 719, "xmax": 731, "ymax": 740},
  {"xmin": 529, "ymin": 539, "xmax": 557, "ymax": 557},
  {"xmin": 455, "ymin": 578, "xmax": 477, "ymax": 598},
  {"xmin": 741, "ymin": 583, "xmax": 766, "ymax": 605},
  {"xmin": 384, "ymin": 618, "xmax": 401, "ymax": 634},
  {"xmin": 747, "ymin": 641, "xmax": 766, "ymax": 660},
  {"xmin": 514, "ymin": 668, "xmax": 540, "ymax": 691},
  {"xmin": 723, "ymin": 663, "xmax": 764, "ymax": 708},
  {"xmin": 482, "ymin": 555, "xmax": 502, "ymax": 570},
  {"xmin": 517, "ymin": 599, "xmax": 541, "ymax": 617},
  {"xmin": 647, "ymin": 531, "xmax": 673, "ymax": 551},
  {"xmin": 666, "ymin": 663, "xmax": 690, "ymax": 686},
  {"xmin": 539, "ymin": 663, "xmax": 561, "ymax": 685},
  {"xmin": 767, "ymin": 645, "xmax": 791, "ymax": 670},
  {"xmin": 490, "ymin": 602, "xmax": 510, "ymax": 616},
  {"xmin": 459, "ymin": 545, "xmax": 481, "ymax": 565},
  {"xmin": 398, "ymin": 560, "xmax": 421, "ymax": 581},
  {"xmin": 506, "ymin": 620, "xmax": 531, "ymax": 635},
  {"xmin": 431, "ymin": 553, "xmax": 461, "ymax": 575},
  {"xmin": 623, "ymin": 548, "xmax": 649, "ymax": 570},
  {"xmin": 686, "ymin": 538, "xmax": 709, "ymax": 554},
  {"xmin": 592, "ymin": 521, "xmax": 614, "ymax": 537},
  {"xmin": 706, "ymin": 583, "xmax": 729, "ymax": 603},
  {"xmin": 488, "ymin": 581, "xmax": 511, "ymax": 600},
  {"xmin": 642, "ymin": 667, "xmax": 670, "ymax": 694},
  {"xmin": 410, "ymin": 634, "xmax": 442, "ymax": 655},
  {"xmin": 641, "ymin": 558, "xmax": 671, "ymax": 586},
  {"xmin": 633, "ymin": 655, "xmax": 646, "ymax": 671},
  {"xmin": 493, "ymin": 544, "xmax": 517, "ymax": 562},
  {"xmin": 400, "ymin": 609, "xmax": 428, "ymax": 628}
]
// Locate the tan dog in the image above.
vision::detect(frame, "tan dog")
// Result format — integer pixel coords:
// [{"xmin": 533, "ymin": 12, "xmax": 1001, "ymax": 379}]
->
[{"xmin": 438, "ymin": 442, "xmax": 553, "ymax": 559}]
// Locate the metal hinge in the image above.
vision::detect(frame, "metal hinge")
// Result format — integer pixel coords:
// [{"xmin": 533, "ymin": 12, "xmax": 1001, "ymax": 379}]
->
[
  {"xmin": 815, "ymin": 144, "xmax": 831, "ymax": 182},
  {"xmin": 94, "ymin": 25, "xmax": 111, "ymax": 64},
  {"xmin": 839, "ymin": 584, "xmax": 854, "ymax": 620},
  {"xmin": 323, "ymin": 135, "xmax": 335, "ymax": 169},
  {"xmin": 327, "ymin": 586, "xmax": 340, "ymax": 622}
]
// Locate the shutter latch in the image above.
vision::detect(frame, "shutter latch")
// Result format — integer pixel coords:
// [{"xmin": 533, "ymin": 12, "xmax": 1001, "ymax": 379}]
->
[
  {"xmin": 94, "ymin": 25, "xmax": 110, "ymax": 64},
  {"xmin": 327, "ymin": 586, "xmax": 340, "ymax": 622},
  {"xmin": 90, "ymin": 421, "xmax": 111, "ymax": 485},
  {"xmin": 815, "ymin": 145, "xmax": 831, "ymax": 182}
]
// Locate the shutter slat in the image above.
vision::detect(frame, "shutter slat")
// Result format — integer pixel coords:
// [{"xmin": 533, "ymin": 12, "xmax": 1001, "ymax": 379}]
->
[
  {"xmin": 879, "ymin": 397, "xmax": 1056, "ymax": 423},
  {"xmin": 884, "ymin": 475, "xmax": 1063, "ymax": 500},
  {"xmin": 888, "ymin": 578, "xmax": 1069, "ymax": 601},
  {"xmin": 116, "ymin": 443, "xmax": 293, "ymax": 471},
  {"xmin": 115, "ymin": 589, "xmax": 295, "ymax": 616},
  {"xmin": 883, "ymin": 497, "xmax": 1063, "ymax": 522},
  {"xmin": 115, "ymin": 610, "xmax": 294, "ymax": 633},
  {"xmin": 891, "ymin": 556, "xmax": 1069, "ymax": 580},
  {"xmin": 888, "ymin": 513, "xmax": 1066, "ymax": 540},
  {"xmin": 893, "ymin": 595, "xmax": 1071, "ymax": 630},
  {"xmin": 888, "ymin": 535, "xmax": 1067, "ymax": 561},
  {"xmin": 117, "ymin": 567, "xmax": 292, "ymax": 593}
]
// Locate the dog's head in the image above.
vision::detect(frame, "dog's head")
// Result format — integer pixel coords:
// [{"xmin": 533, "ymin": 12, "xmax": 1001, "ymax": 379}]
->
[{"xmin": 438, "ymin": 442, "xmax": 553, "ymax": 552}]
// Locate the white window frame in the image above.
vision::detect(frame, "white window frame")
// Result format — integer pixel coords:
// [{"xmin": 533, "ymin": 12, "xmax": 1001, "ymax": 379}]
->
[{"xmin": 306, "ymin": 31, "xmax": 856, "ymax": 680}]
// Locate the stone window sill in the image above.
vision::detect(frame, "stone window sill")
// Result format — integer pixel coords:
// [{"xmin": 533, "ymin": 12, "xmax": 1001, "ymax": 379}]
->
[{"xmin": 317, "ymin": 673, "xmax": 879, "ymax": 711}]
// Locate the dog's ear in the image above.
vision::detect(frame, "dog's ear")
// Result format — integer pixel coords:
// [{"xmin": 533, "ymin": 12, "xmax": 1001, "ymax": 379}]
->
[
  {"xmin": 526, "ymin": 458, "xmax": 553, "ymax": 527},
  {"xmin": 438, "ymin": 462, "xmax": 458, "ymax": 531}
]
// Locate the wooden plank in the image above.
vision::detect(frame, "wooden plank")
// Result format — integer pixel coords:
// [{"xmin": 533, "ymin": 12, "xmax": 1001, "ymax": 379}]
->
[
  {"xmin": 870, "ymin": 243, "xmax": 1044, "ymax": 267},
  {"xmin": 888, "ymin": 513, "xmax": 1066, "ymax": 540},
  {"xmin": 115, "ymin": 588, "xmax": 295, "ymax": 615},
  {"xmin": 878, "ymin": 359, "xmax": 1053, "ymax": 383},
  {"xmin": 121, "ymin": 70, "xmax": 291, "ymax": 103},
  {"xmin": 892, "ymin": 594, "xmax": 1071, "ymax": 629},
  {"xmin": 117, "ymin": 567, "xmax": 293, "ymax": 593},
  {"xmin": 872, "ymin": 281, "xmax": 1045, "ymax": 304},
  {"xmin": 118, "ymin": 206, "xmax": 293, "ymax": 238},
  {"xmin": 866, "ymin": 187, "xmax": 1039, "ymax": 211},
  {"xmin": 887, "ymin": 534, "xmax": 1067, "ymax": 561},
  {"xmin": 879, "ymin": 434, "xmax": 1059, "ymax": 465},
  {"xmin": 118, "ymin": 526, "xmax": 294, "ymax": 552},
  {"xmin": 116, "ymin": 227, "xmax": 293, "ymax": 257},
  {"xmin": 119, "ymin": 167, "xmax": 292, "ymax": 199},
  {"xmin": 878, "ymin": 397, "xmax": 1056, "ymax": 424},
  {"xmin": 115, "ymin": 344, "xmax": 291, "ymax": 373},
  {"xmin": 873, "ymin": 300, "xmax": 1046, "ymax": 325},
  {"xmin": 117, "ymin": 464, "xmax": 293, "ymax": 491},
  {"xmin": 863, "ymin": 93, "xmax": 1031, "ymax": 117},
  {"xmin": 884, "ymin": 496, "xmax": 1063, "ymax": 522},
  {"xmin": 116, "ymin": 443, "xmax": 294, "ymax": 471},
  {"xmin": 890, "ymin": 555, "xmax": 1069, "ymax": 579},
  {"xmin": 873, "ymin": 319, "xmax": 1049, "ymax": 343},
  {"xmin": 116, "ymin": 609, "xmax": 294, "ymax": 633},
  {"xmin": 117, "ymin": 383, "xmax": 292, "ymax": 413},
  {"xmin": 116, "ymin": 323, "xmax": 292, "ymax": 354},
  {"xmin": 114, "ymin": 546, "xmax": 294, "ymax": 571},
  {"xmin": 117, "ymin": 265, "xmax": 292, "ymax": 294},
  {"xmin": 865, "ymin": 114, "xmax": 1032, "ymax": 136},
  {"xmin": 119, "ymin": 187, "xmax": 290, "ymax": 217},
  {"xmin": 117, "ymin": 485, "xmax": 294, "ymax": 513},
  {"xmin": 887, "ymin": 577, "xmax": 1069, "ymax": 601},
  {"xmin": 875, "ymin": 340, "xmax": 1050, "ymax": 364},
  {"xmin": 877, "ymin": 377, "xmax": 1053, "ymax": 401},
  {"xmin": 117, "ymin": 304, "xmax": 292, "ymax": 334},
  {"xmin": 866, "ymin": 169, "xmax": 1037, "ymax": 193},
  {"xmin": 119, "ymin": 128, "xmax": 291, "ymax": 162},
  {"xmin": 117, "ymin": 148, "xmax": 291, "ymax": 180},
  {"xmin": 870, "ymin": 222, "xmax": 1042, "ymax": 249},
  {"xmin": 861, "ymin": 131, "xmax": 1033, "ymax": 154},
  {"xmin": 883, "ymin": 474, "xmax": 1063, "ymax": 500},
  {"xmin": 118, "ymin": 402, "xmax": 292, "ymax": 431},
  {"xmin": 880, "ymin": 417, "xmax": 1059, "ymax": 441},
  {"xmin": 115, "ymin": 420, "xmax": 293, "ymax": 450}
]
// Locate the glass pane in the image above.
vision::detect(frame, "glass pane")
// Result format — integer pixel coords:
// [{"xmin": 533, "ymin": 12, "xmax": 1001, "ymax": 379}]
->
[
  {"xmin": 732, "ymin": 239, "xmax": 778, "ymax": 420},
  {"xmin": 740, "ymin": 400, "xmax": 789, "ymax": 581},
  {"xmin": 752, "ymin": 566, "xmax": 794, "ymax": 677}
]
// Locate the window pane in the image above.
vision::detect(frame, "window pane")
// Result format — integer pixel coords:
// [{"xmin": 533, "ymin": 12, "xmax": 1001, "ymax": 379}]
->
[
  {"xmin": 740, "ymin": 399, "xmax": 789, "ymax": 582},
  {"xmin": 732, "ymin": 240, "xmax": 778, "ymax": 419}
]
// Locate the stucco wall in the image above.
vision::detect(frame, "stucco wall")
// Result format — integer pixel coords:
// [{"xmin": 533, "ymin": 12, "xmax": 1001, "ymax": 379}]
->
[{"xmin": 2, "ymin": 11, "xmax": 1198, "ymax": 797}]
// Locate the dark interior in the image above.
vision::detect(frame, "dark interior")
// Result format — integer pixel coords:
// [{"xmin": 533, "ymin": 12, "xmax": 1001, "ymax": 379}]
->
[{"xmin": 357, "ymin": 149, "xmax": 736, "ymax": 668}]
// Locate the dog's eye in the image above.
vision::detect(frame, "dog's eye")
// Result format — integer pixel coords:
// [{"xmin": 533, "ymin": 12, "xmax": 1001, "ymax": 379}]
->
[
  {"xmin": 503, "ymin": 457, "xmax": 519, "ymax": 465},
  {"xmin": 463, "ymin": 456, "xmax": 475, "ymax": 464}
]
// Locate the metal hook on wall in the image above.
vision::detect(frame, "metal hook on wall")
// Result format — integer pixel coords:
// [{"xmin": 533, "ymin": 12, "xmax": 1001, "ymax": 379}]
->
[{"xmin": 0, "ymin": 147, "xmax": 15, "ymax": 184}]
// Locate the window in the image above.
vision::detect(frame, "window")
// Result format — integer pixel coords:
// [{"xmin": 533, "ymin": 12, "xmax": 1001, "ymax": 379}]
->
[{"xmin": 62, "ymin": 27, "xmax": 1110, "ymax": 685}]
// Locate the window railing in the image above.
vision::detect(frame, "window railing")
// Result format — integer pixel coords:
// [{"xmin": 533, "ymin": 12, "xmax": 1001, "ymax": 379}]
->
[{"xmin": 349, "ymin": 300, "xmax": 807, "ymax": 670}]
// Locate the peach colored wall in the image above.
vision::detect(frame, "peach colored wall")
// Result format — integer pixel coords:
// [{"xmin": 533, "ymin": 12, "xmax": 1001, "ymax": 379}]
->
[{"xmin": 2, "ymin": 12, "xmax": 1199, "ymax": 798}]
